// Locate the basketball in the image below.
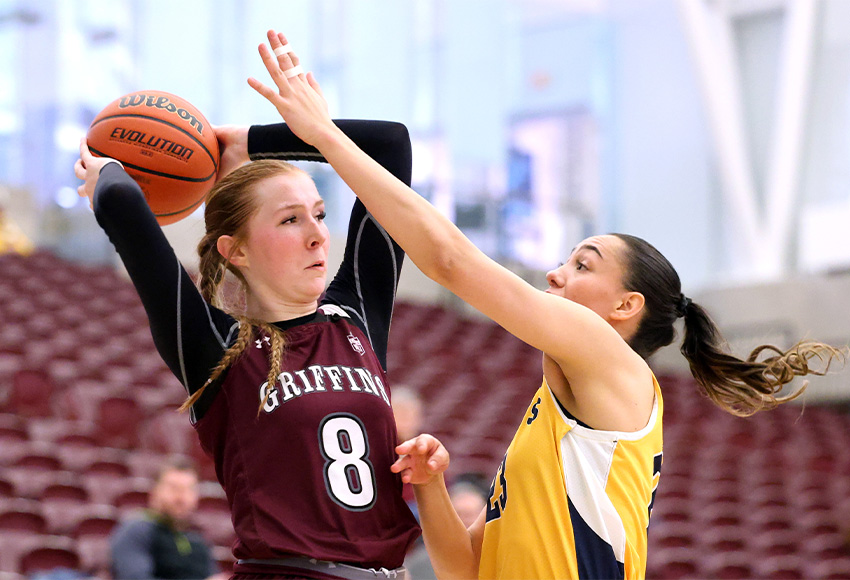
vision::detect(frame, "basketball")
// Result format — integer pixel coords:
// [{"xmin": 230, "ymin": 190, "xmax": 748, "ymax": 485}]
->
[{"xmin": 86, "ymin": 90, "xmax": 220, "ymax": 225}]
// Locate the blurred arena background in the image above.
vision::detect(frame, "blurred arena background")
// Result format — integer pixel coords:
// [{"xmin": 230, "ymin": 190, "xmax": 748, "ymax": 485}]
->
[{"xmin": 2, "ymin": 0, "xmax": 850, "ymax": 577}]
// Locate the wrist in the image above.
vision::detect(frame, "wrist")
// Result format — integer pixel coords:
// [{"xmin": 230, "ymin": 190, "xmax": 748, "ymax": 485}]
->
[
  {"xmin": 413, "ymin": 472, "xmax": 446, "ymax": 490},
  {"xmin": 218, "ymin": 125, "xmax": 250, "ymax": 159},
  {"xmin": 99, "ymin": 159, "xmax": 124, "ymax": 172},
  {"xmin": 311, "ymin": 122, "xmax": 349, "ymax": 153}
]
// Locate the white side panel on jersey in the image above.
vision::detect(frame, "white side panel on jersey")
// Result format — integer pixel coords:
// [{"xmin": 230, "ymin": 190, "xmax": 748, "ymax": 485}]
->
[
  {"xmin": 558, "ymin": 431, "xmax": 627, "ymax": 562},
  {"xmin": 545, "ymin": 388, "xmax": 627, "ymax": 562},
  {"xmin": 548, "ymin": 384, "xmax": 660, "ymax": 564}
]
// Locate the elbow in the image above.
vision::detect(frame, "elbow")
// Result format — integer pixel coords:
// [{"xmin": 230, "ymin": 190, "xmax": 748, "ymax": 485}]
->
[
  {"xmin": 420, "ymin": 241, "xmax": 464, "ymax": 290},
  {"xmin": 93, "ymin": 171, "xmax": 143, "ymax": 217},
  {"xmin": 380, "ymin": 122, "xmax": 412, "ymax": 169},
  {"xmin": 382, "ymin": 121, "xmax": 411, "ymax": 149}
]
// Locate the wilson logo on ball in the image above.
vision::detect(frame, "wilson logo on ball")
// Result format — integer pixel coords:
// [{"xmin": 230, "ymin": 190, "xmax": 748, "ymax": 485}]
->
[{"xmin": 118, "ymin": 93, "xmax": 206, "ymax": 136}]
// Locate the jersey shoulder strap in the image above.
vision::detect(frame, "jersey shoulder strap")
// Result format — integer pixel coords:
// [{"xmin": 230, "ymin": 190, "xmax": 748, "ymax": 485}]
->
[{"xmin": 318, "ymin": 304, "xmax": 350, "ymax": 319}]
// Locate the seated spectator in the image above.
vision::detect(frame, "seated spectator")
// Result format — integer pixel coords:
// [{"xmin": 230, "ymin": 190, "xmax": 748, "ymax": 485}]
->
[
  {"xmin": 446, "ymin": 474, "xmax": 489, "ymax": 527},
  {"xmin": 393, "ymin": 385, "xmax": 424, "ymax": 443},
  {"xmin": 109, "ymin": 457, "xmax": 223, "ymax": 580}
]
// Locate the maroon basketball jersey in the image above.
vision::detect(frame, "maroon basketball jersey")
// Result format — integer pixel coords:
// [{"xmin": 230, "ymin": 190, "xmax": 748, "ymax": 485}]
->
[{"xmin": 194, "ymin": 305, "xmax": 419, "ymax": 570}]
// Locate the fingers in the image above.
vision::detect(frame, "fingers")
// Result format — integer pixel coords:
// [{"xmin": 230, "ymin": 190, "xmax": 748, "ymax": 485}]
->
[
  {"xmin": 269, "ymin": 30, "xmax": 300, "ymax": 68},
  {"xmin": 247, "ymin": 76, "xmax": 279, "ymax": 101},
  {"xmin": 279, "ymin": 32, "xmax": 300, "ymax": 68},
  {"xmin": 306, "ymin": 72, "xmax": 323, "ymax": 98},
  {"xmin": 396, "ymin": 434, "xmax": 439, "ymax": 454},
  {"xmin": 261, "ymin": 29, "xmax": 305, "ymax": 86},
  {"xmin": 257, "ymin": 42, "xmax": 288, "ymax": 89},
  {"xmin": 427, "ymin": 444, "xmax": 450, "ymax": 473},
  {"xmin": 73, "ymin": 158, "xmax": 85, "ymax": 180},
  {"xmin": 395, "ymin": 435, "xmax": 448, "ymax": 470},
  {"xmin": 78, "ymin": 137, "xmax": 92, "ymax": 163},
  {"xmin": 395, "ymin": 439, "xmax": 416, "ymax": 455},
  {"xmin": 390, "ymin": 454, "xmax": 411, "ymax": 474},
  {"xmin": 390, "ymin": 456, "xmax": 417, "ymax": 483}
]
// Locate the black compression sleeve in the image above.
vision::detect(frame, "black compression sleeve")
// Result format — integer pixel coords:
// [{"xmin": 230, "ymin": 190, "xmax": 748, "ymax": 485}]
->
[
  {"xmin": 248, "ymin": 121, "xmax": 412, "ymax": 184},
  {"xmin": 92, "ymin": 163, "xmax": 235, "ymax": 416}
]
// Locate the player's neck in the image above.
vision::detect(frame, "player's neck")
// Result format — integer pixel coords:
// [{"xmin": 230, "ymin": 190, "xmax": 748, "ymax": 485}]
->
[{"xmin": 245, "ymin": 294, "xmax": 318, "ymax": 323}]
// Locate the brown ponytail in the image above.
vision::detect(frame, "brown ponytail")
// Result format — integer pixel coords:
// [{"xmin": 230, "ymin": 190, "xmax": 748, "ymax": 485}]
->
[
  {"xmin": 612, "ymin": 233, "xmax": 846, "ymax": 417},
  {"xmin": 679, "ymin": 302, "xmax": 845, "ymax": 416},
  {"xmin": 178, "ymin": 160, "xmax": 307, "ymax": 415}
]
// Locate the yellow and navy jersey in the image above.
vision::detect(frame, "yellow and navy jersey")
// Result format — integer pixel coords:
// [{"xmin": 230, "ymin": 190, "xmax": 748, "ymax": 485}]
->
[{"xmin": 479, "ymin": 376, "xmax": 663, "ymax": 580}]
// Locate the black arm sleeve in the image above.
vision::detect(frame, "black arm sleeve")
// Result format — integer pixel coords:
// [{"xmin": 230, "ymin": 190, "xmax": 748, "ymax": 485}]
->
[
  {"xmin": 93, "ymin": 163, "xmax": 236, "ymax": 421},
  {"xmin": 248, "ymin": 121, "xmax": 411, "ymax": 370}
]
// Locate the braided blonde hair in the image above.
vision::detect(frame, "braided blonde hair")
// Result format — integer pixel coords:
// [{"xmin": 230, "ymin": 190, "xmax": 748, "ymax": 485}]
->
[{"xmin": 178, "ymin": 160, "xmax": 308, "ymax": 416}]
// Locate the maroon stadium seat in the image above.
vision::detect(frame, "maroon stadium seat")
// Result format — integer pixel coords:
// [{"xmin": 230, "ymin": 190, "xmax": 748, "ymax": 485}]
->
[
  {"xmin": 3, "ymin": 466, "xmax": 71, "ymax": 501},
  {"xmin": 0, "ymin": 534, "xmax": 45, "ymax": 574},
  {"xmin": 0, "ymin": 501, "xmax": 47, "ymax": 535},
  {"xmin": 812, "ymin": 558, "xmax": 850, "ymax": 579},
  {"xmin": 39, "ymin": 482, "xmax": 93, "ymax": 535},
  {"xmin": 19, "ymin": 540, "xmax": 81, "ymax": 575},
  {"xmin": 750, "ymin": 528, "xmax": 800, "ymax": 557},
  {"xmin": 650, "ymin": 520, "xmax": 697, "ymax": 550},
  {"xmin": 140, "ymin": 410, "xmax": 196, "ymax": 455},
  {"xmin": 73, "ymin": 512, "xmax": 120, "ymax": 541},
  {"xmin": 95, "ymin": 397, "xmax": 144, "ymax": 448},
  {"xmin": 76, "ymin": 534, "xmax": 111, "ymax": 577},
  {"xmin": 193, "ymin": 511, "xmax": 236, "ymax": 547},
  {"xmin": 113, "ymin": 488, "xmax": 151, "ymax": 517},
  {"xmin": 80, "ymin": 471, "xmax": 146, "ymax": 507},
  {"xmin": 4, "ymin": 369, "xmax": 56, "ymax": 417},
  {"xmin": 698, "ymin": 525, "xmax": 749, "ymax": 553},
  {"xmin": 755, "ymin": 554, "xmax": 807, "ymax": 579},
  {"xmin": 700, "ymin": 552, "xmax": 756, "ymax": 580},
  {"xmin": 646, "ymin": 546, "xmax": 701, "ymax": 579}
]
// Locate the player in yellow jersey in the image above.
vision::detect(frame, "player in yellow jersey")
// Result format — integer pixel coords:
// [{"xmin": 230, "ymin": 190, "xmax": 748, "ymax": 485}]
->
[{"xmin": 246, "ymin": 32, "xmax": 845, "ymax": 579}]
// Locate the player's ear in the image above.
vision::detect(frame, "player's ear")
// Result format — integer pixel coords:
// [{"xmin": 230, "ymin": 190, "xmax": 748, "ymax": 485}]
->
[
  {"xmin": 217, "ymin": 235, "xmax": 248, "ymax": 268},
  {"xmin": 611, "ymin": 291, "xmax": 645, "ymax": 322}
]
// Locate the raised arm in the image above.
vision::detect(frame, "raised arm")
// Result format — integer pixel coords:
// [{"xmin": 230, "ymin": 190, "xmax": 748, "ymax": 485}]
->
[
  {"xmin": 75, "ymin": 143, "xmax": 234, "ymax": 416},
  {"xmin": 246, "ymin": 30, "xmax": 641, "ymax": 387}
]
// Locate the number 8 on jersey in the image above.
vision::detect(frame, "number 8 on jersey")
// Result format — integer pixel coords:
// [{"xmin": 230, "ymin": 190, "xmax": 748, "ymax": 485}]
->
[{"xmin": 320, "ymin": 413, "xmax": 377, "ymax": 511}]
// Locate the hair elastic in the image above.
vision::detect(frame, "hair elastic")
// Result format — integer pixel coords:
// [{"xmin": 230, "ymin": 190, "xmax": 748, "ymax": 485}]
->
[{"xmin": 676, "ymin": 294, "xmax": 692, "ymax": 318}]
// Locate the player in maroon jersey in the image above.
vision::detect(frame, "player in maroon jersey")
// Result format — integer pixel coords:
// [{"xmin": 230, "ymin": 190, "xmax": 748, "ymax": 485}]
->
[{"xmin": 75, "ymin": 117, "xmax": 420, "ymax": 577}]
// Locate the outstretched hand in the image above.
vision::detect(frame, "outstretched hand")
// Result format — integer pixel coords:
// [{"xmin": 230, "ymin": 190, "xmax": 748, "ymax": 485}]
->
[
  {"xmin": 391, "ymin": 434, "xmax": 450, "ymax": 485},
  {"xmin": 248, "ymin": 30, "xmax": 334, "ymax": 148}
]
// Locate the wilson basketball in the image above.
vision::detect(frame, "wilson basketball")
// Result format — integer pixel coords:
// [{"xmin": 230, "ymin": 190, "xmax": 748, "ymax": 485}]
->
[{"xmin": 86, "ymin": 90, "xmax": 220, "ymax": 225}]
